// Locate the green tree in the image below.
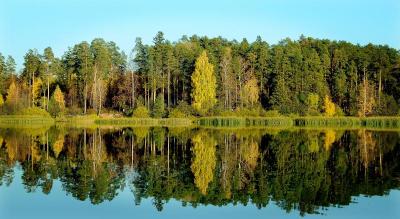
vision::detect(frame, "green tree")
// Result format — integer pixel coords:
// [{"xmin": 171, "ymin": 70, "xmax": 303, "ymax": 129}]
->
[
  {"xmin": 23, "ymin": 49, "xmax": 43, "ymax": 107},
  {"xmin": 306, "ymin": 93, "xmax": 320, "ymax": 115},
  {"xmin": 191, "ymin": 51, "xmax": 217, "ymax": 115},
  {"xmin": 152, "ymin": 94, "xmax": 165, "ymax": 118},
  {"xmin": 91, "ymin": 38, "xmax": 111, "ymax": 115}
]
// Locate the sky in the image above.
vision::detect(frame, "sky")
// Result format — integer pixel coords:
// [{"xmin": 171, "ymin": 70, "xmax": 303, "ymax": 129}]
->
[{"xmin": 0, "ymin": 0, "xmax": 399, "ymax": 70}]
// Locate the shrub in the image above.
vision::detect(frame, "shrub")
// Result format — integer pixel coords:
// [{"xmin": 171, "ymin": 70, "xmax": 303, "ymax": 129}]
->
[
  {"xmin": 48, "ymin": 98, "xmax": 61, "ymax": 117},
  {"xmin": 66, "ymin": 106, "xmax": 83, "ymax": 115},
  {"xmin": 168, "ymin": 108, "xmax": 187, "ymax": 118},
  {"xmin": 16, "ymin": 107, "xmax": 51, "ymax": 117},
  {"xmin": 133, "ymin": 106, "xmax": 150, "ymax": 118},
  {"xmin": 174, "ymin": 101, "xmax": 194, "ymax": 117},
  {"xmin": 264, "ymin": 110, "xmax": 282, "ymax": 117}
]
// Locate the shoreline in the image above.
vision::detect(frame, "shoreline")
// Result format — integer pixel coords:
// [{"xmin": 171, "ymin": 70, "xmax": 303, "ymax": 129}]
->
[{"xmin": 1, "ymin": 115, "xmax": 400, "ymax": 129}]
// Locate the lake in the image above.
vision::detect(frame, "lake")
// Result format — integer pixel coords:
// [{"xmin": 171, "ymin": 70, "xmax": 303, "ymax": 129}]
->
[{"xmin": 0, "ymin": 126, "xmax": 399, "ymax": 218}]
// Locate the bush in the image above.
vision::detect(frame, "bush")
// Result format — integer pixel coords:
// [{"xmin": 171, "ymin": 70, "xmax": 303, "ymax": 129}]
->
[
  {"xmin": 66, "ymin": 106, "xmax": 83, "ymax": 115},
  {"xmin": 48, "ymin": 98, "xmax": 62, "ymax": 117},
  {"xmin": 133, "ymin": 106, "xmax": 150, "ymax": 118},
  {"xmin": 16, "ymin": 107, "xmax": 51, "ymax": 117},
  {"xmin": 263, "ymin": 110, "xmax": 282, "ymax": 117},
  {"xmin": 174, "ymin": 101, "xmax": 194, "ymax": 117},
  {"xmin": 234, "ymin": 107, "xmax": 263, "ymax": 117},
  {"xmin": 123, "ymin": 108, "xmax": 134, "ymax": 117},
  {"xmin": 168, "ymin": 108, "xmax": 187, "ymax": 118}
]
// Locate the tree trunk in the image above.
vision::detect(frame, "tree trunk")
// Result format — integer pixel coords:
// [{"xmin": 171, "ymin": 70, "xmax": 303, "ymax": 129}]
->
[
  {"xmin": 131, "ymin": 71, "xmax": 135, "ymax": 108},
  {"xmin": 84, "ymin": 82, "xmax": 87, "ymax": 114},
  {"xmin": 32, "ymin": 71, "xmax": 35, "ymax": 107},
  {"xmin": 363, "ymin": 67, "xmax": 367, "ymax": 117},
  {"xmin": 93, "ymin": 67, "xmax": 98, "ymax": 114},
  {"xmin": 47, "ymin": 76, "xmax": 50, "ymax": 110},
  {"xmin": 378, "ymin": 69, "xmax": 382, "ymax": 107},
  {"xmin": 167, "ymin": 69, "xmax": 170, "ymax": 109}
]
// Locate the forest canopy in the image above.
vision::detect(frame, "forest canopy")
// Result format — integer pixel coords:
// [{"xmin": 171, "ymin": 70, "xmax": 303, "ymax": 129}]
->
[{"xmin": 0, "ymin": 32, "xmax": 399, "ymax": 117}]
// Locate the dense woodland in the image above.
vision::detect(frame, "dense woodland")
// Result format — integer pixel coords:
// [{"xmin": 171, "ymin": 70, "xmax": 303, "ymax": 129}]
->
[{"xmin": 1, "ymin": 32, "xmax": 399, "ymax": 117}]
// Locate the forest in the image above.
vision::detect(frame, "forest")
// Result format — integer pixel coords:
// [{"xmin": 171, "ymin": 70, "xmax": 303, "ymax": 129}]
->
[{"xmin": 0, "ymin": 32, "xmax": 399, "ymax": 118}]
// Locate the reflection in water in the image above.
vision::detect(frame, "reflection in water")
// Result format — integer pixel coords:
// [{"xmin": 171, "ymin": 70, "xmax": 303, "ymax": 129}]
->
[{"xmin": 0, "ymin": 127, "xmax": 399, "ymax": 215}]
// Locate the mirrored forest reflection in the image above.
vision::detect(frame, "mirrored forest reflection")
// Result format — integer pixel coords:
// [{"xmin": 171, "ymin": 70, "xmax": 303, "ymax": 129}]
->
[{"xmin": 0, "ymin": 126, "xmax": 399, "ymax": 215}]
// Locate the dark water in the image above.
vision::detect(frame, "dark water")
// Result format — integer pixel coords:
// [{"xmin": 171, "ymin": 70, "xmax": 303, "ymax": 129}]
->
[{"xmin": 0, "ymin": 126, "xmax": 399, "ymax": 219}]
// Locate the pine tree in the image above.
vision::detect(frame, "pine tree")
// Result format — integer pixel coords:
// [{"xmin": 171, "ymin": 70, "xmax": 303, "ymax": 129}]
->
[{"xmin": 191, "ymin": 51, "xmax": 217, "ymax": 115}]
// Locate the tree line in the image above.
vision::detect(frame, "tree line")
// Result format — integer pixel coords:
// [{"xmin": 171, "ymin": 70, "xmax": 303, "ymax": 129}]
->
[{"xmin": 1, "ymin": 32, "xmax": 399, "ymax": 117}]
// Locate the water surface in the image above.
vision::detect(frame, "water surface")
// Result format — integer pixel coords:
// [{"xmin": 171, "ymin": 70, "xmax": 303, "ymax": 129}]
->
[{"xmin": 0, "ymin": 126, "xmax": 399, "ymax": 218}]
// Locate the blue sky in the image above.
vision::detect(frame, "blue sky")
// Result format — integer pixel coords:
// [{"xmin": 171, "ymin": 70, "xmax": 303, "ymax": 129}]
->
[{"xmin": 1, "ymin": 0, "xmax": 399, "ymax": 70}]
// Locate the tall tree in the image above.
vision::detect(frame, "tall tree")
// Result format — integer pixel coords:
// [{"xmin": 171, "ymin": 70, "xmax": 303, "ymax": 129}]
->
[
  {"xmin": 91, "ymin": 38, "xmax": 111, "ymax": 115},
  {"xmin": 23, "ymin": 49, "xmax": 43, "ymax": 107},
  {"xmin": 191, "ymin": 51, "xmax": 217, "ymax": 115},
  {"xmin": 43, "ymin": 47, "xmax": 55, "ymax": 110}
]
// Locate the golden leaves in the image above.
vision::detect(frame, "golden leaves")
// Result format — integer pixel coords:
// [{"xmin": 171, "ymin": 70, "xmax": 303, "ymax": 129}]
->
[
  {"xmin": 191, "ymin": 130, "xmax": 216, "ymax": 195},
  {"xmin": 324, "ymin": 95, "xmax": 336, "ymax": 117},
  {"xmin": 191, "ymin": 51, "xmax": 217, "ymax": 115}
]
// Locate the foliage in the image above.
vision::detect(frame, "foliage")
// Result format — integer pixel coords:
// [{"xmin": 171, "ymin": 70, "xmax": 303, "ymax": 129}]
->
[
  {"xmin": 4, "ymin": 81, "xmax": 19, "ymax": 112},
  {"xmin": 168, "ymin": 108, "xmax": 186, "ymax": 118},
  {"xmin": 1, "ymin": 33, "xmax": 400, "ymax": 117},
  {"xmin": 357, "ymin": 78, "xmax": 376, "ymax": 117},
  {"xmin": 48, "ymin": 86, "xmax": 65, "ymax": 117},
  {"xmin": 323, "ymin": 95, "xmax": 336, "ymax": 117},
  {"xmin": 133, "ymin": 106, "xmax": 150, "ymax": 118},
  {"xmin": 191, "ymin": 130, "xmax": 216, "ymax": 195},
  {"xmin": 16, "ymin": 107, "xmax": 51, "ymax": 117},
  {"xmin": 241, "ymin": 77, "xmax": 260, "ymax": 107},
  {"xmin": 306, "ymin": 93, "xmax": 320, "ymax": 115},
  {"xmin": 151, "ymin": 94, "xmax": 165, "ymax": 118},
  {"xmin": 191, "ymin": 51, "xmax": 217, "ymax": 115},
  {"xmin": 0, "ymin": 95, "xmax": 3, "ymax": 107}
]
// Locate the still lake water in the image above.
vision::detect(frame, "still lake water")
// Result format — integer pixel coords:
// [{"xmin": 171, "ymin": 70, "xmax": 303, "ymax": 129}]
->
[{"xmin": 0, "ymin": 126, "xmax": 399, "ymax": 218}]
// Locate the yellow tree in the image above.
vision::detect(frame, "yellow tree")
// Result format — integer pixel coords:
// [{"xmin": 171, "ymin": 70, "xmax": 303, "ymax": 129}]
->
[
  {"xmin": 49, "ymin": 85, "xmax": 65, "ymax": 117},
  {"xmin": 5, "ymin": 81, "xmax": 19, "ymax": 111},
  {"xmin": 54, "ymin": 86, "xmax": 65, "ymax": 108},
  {"xmin": 191, "ymin": 51, "xmax": 217, "ymax": 115},
  {"xmin": 52, "ymin": 135, "xmax": 65, "ymax": 158},
  {"xmin": 324, "ymin": 129, "xmax": 336, "ymax": 151},
  {"xmin": 241, "ymin": 76, "xmax": 259, "ymax": 108},
  {"xmin": 32, "ymin": 78, "xmax": 42, "ymax": 106},
  {"xmin": 191, "ymin": 130, "xmax": 216, "ymax": 195},
  {"xmin": 0, "ymin": 94, "xmax": 3, "ymax": 107},
  {"xmin": 323, "ymin": 95, "xmax": 335, "ymax": 117}
]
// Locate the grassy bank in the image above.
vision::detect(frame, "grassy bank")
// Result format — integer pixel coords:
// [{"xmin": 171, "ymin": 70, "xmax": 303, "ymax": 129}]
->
[
  {"xmin": 94, "ymin": 117, "xmax": 193, "ymax": 127},
  {"xmin": 197, "ymin": 116, "xmax": 293, "ymax": 127},
  {"xmin": 197, "ymin": 116, "xmax": 400, "ymax": 129},
  {"xmin": 0, "ymin": 115, "xmax": 55, "ymax": 126},
  {"xmin": 1, "ymin": 115, "xmax": 400, "ymax": 129}
]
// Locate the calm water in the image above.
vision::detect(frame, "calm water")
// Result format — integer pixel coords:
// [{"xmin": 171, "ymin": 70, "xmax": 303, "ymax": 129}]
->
[{"xmin": 0, "ymin": 126, "xmax": 399, "ymax": 219}]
